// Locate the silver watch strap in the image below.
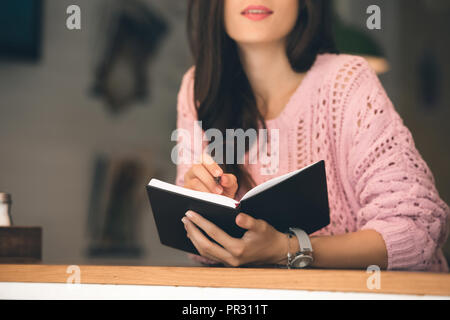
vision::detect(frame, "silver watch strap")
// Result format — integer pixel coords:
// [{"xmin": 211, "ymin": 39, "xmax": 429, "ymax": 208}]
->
[{"xmin": 288, "ymin": 228, "xmax": 313, "ymax": 254}]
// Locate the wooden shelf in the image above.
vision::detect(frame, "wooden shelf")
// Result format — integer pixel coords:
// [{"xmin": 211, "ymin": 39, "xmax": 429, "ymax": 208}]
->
[{"xmin": 0, "ymin": 264, "xmax": 449, "ymax": 296}]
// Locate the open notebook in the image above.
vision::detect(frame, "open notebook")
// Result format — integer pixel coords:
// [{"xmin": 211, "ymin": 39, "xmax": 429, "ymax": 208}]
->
[{"xmin": 146, "ymin": 160, "xmax": 330, "ymax": 254}]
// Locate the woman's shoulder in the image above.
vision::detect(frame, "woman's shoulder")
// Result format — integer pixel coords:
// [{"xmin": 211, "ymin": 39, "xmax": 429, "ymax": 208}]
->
[
  {"xmin": 177, "ymin": 66, "xmax": 197, "ymax": 114},
  {"xmin": 313, "ymin": 54, "xmax": 392, "ymax": 138},
  {"xmin": 180, "ymin": 66, "xmax": 196, "ymax": 85},
  {"xmin": 312, "ymin": 53, "xmax": 378, "ymax": 90},
  {"xmin": 313, "ymin": 53, "xmax": 382, "ymax": 102},
  {"xmin": 179, "ymin": 66, "xmax": 196, "ymax": 96},
  {"xmin": 314, "ymin": 53, "xmax": 373, "ymax": 76}
]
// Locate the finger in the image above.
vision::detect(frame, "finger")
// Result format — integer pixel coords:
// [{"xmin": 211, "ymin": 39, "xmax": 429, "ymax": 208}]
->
[
  {"xmin": 202, "ymin": 153, "xmax": 223, "ymax": 178},
  {"xmin": 187, "ymin": 253, "xmax": 221, "ymax": 265},
  {"xmin": 236, "ymin": 212, "xmax": 261, "ymax": 231},
  {"xmin": 187, "ymin": 235, "xmax": 226, "ymax": 264},
  {"xmin": 185, "ymin": 210, "xmax": 240, "ymax": 252},
  {"xmin": 191, "ymin": 164, "xmax": 223, "ymax": 194},
  {"xmin": 185, "ymin": 177, "xmax": 210, "ymax": 193},
  {"xmin": 182, "ymin": 216, "xmax": 234, "ymax": 263},
  {"xmin": 219, "ymin": 173, "xmax": 237, "ymax": 189},
  {"xmin": 219, "ymin": 174, "xmax": 238, "ymax": 197}
]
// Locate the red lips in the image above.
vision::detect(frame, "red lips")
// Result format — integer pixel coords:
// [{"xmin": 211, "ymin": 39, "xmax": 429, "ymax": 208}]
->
[{"xmin": 241, "ymin": 5, "xmax": 274, "ymax": 21}]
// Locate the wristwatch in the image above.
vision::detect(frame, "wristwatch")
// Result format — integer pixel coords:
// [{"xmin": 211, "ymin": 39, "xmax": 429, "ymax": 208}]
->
[{"xmin": 288, "ymin": 228, "xmax": 314, "ymax": 268}]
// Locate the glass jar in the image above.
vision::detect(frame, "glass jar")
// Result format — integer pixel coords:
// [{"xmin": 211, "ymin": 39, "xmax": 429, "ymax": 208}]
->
[{"xmin": 0, "ymin": 193, "xmax": 12, "ymax": 226}]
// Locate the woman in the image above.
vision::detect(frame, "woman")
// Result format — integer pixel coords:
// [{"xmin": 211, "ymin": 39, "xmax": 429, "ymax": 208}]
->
[{"xmin": 175, "ymin": 0, "xmax": 449, "ymax": 271}]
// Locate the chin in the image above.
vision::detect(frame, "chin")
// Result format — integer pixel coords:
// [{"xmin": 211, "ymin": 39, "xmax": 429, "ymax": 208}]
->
[
  {"xmin": 229, "ymin": 28, "xmax": 286, "ymax": 46},
  {"xmin": 226, "ymin": 20, "xmax": 293, "ymax": 47},
  {"xmin": 234, "ymin": 36, "xmax": 280, "ymax": 45}
]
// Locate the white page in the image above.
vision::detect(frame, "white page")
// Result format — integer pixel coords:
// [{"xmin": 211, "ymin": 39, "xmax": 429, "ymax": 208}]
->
[
  {"xmin": 148, "ymin": 179, "xmax": 239, "ymax": 208},
  {"xmin": 240, "ymin": 160, "xmax": 321, "ymax": 201}
]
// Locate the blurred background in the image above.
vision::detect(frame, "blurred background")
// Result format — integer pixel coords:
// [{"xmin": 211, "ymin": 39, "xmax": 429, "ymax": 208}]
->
[{"xmin": 0, "ymin": 0, "xmax": 449, "ymax": 267}]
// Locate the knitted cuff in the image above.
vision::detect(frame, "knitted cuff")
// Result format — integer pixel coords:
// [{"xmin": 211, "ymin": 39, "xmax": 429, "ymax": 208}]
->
[{"xmin": 361, "ymin": 219, "xmax": 423, "ymax": 270}]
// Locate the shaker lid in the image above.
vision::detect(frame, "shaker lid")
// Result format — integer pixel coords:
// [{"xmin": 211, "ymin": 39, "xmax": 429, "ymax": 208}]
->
[{"xmin": 0, "ymin": 193, "xmax": 12, "ymax": 203}]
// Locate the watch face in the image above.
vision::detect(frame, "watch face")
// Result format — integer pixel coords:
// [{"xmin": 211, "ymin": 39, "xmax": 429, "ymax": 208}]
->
[{"xmin": 291, "ymin": 254, "xmax": 313, "ymax": 268}]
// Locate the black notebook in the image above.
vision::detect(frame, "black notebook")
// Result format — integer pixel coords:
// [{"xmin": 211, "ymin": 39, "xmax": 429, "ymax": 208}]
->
[{"xmin": 146, "ymin": 160, "xmax": 330, "ymax": 254}]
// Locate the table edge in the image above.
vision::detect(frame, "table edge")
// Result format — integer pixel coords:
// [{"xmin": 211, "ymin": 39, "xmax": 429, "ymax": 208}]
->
[{"xmin": 0, "ymin": 264, "xmax": 449, "ymax": 296}]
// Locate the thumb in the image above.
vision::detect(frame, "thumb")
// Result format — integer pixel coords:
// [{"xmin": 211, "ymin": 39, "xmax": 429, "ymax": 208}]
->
[
  {"xmin": 236, "ymin": 213, "xmax": 258, "ymax": 230},
  {"xmin": 220, "ymin": 174, "xmax": 238, "ymax": 197}
]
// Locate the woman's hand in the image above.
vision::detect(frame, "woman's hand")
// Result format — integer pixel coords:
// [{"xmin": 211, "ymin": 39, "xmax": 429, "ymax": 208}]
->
[
  {"xmin": 184, "ymin": 153, "xmax": 238, "ymax": 199},
  {"xmin": 182, "ymin": 210, "xmax": 288, "ymax": 267},
  {"xmin": 183, "ymin": 153, "xmax": 239, "ymax": 265},
  {"xmin": 187, "ymin": 253, "xmax": 222, "ymax": 266}
]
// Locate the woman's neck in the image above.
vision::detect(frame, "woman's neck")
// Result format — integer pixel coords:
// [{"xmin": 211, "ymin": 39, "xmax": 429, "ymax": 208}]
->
[{"xmin": 238, "ymin": 41, "xmax": 305, "ymax": 120}]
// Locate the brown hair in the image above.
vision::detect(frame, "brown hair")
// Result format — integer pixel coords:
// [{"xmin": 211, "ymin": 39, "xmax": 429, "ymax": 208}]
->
[{"xmin": 187, "ymin": 0, "xmax": 337, "ymax": 190}]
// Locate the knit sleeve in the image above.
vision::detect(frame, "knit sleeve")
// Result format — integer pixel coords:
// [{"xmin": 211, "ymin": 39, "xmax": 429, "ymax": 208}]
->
[
  {"xmin": 174, "ymin": 67, "xmax": 204, "ymax": 187},
  {"xmin": 341, "ymin": 58, "xmax": 449, "ymax": 271}
]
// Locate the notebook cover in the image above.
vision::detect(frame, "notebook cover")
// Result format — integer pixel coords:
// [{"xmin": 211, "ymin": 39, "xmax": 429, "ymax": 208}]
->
[
  {"xmin": 146, "ymin": 160, "xmax": 330, "ymax": 254},
  {"xmin": 146, "ymin": 185, "xmax": 243, "ymax": 254},
  {"xmin": 239, "ymin": 160, "xmax": 330, "ymax": 234}
]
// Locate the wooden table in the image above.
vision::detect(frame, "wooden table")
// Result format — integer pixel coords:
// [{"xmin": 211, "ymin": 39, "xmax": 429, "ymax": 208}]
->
[{"xmin": 0, "ymin": 264, "xmax": 449, "ymax": 299}]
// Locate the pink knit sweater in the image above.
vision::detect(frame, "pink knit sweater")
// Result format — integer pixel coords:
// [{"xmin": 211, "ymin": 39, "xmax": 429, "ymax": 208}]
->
[{"xmin": 175, "ymin": 53, "xmax": 449, "ymax": 272}]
